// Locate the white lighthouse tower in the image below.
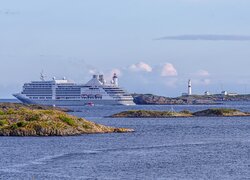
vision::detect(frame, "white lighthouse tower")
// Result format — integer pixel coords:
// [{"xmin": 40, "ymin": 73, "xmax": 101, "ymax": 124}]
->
[{"xmin": 188, "ymin": 79, "xmax": 192, "ymax": 95}]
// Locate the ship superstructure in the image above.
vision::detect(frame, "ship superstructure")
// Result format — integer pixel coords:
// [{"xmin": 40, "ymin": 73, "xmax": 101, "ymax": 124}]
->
[{"xmin": 13, "ymin": 73, "xmax": 135, "ymax": 106}]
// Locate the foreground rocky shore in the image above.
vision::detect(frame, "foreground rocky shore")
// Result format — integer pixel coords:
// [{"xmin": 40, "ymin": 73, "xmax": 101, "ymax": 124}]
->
[
  {"xmin": 0, "ymin": 103, "xmax": 133, "ymax": 136},
  {"xmin": 110, "ymin": 108, "xmax": 250, "ymax": 118}
]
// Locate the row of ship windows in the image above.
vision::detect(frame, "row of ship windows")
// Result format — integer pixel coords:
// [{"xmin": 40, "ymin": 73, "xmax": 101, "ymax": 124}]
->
[
  {"xmin": 29, "ymin": 82, "xmax": 54, "ymax": 84},
  {"xmin": 56, "ymin": 88, "xmax": 82, "ymax": 90},
  {"xmin": 25, "ymin": 94, "xmax": 51, "ymax": 96},
  {"xmin": 24, "ymin": 88, "xmax": 124, "ymax": 92},
  {"xmin": 81, "ymin": 94, "xmax": 102, "ymax": 98},
  {"xmin": 24, "ymin": 87, "xmax": 81, "ymax": 91},
  {"xmin": 29, "ymin": 97, "xmax": 52, "ymax": 100},
  {"xmin": 24, "ymin": 89, "xmax": 98, "ymax": 92},
  {"xmin": 26, "ymin": 93, "xmax": 101, "ymax": 96},
  {"xmin": 24, "ymin": 86, "xmax": 53, "ymax": 88},
  {"xmin": 24, "ymin": 91, "xmax": 81, "ymax": 94},
  {"xmin": 23, "ymin": 92, "xmax": 52, "ymax": 94},
  {"xmin": 56, "ymin": 97, "xmax": 103, "ymax": 100},
  {"xmin": 24, "ymin": 86, "xmax": 124, "ymax": 89},
  {"xmin": 105, "ymin": 90, "xmax": 125, "ymax": 92},
  {"xmin": 57, "ymin": 87, "xmax": 99, "ymax": 89},
  {"xmin": 114, "ymin": 96, "xmax": 132, "ymax": 99},
  {"xmin": 56, "ymin": 89, "xmax": 81, "ymax": 91},
  {"xmin": 56, "ymin": 92, "xmax": 81, "ymax": 94},
  {"xmin": 24, "ymin": 86, "xmax": 82, "ymax": 88},
  {"xmin": 28, "ymin": 96, "xmax": 104, "ymax": 100},
  {"xmin": 56, "ymin": 91, "xmax": 81, "ymax": 93},
  {"xmin": 25, "ymin": 94, "xmax": 132, "ymax": 97},
  {"xmin": 28, "ymin": 96, "xmax": 132, "ymax": 100},
  {"xmin": 104, "ymin": 90, "xmax": 125, "ymax": 93},
  {"xmin": 23, "ymin": 88, "xmax": 52, "ymax": 90},
  {"xmin": 23, "ymin": 89, "xmax": 52, "ymax": 92},
  {"xmin": 25, "ymin": 83, "xmax": 53, "ymax": 85},
  {"xmin": 24, "ymin": 88, "xmax": 81, "ymax": 91}
]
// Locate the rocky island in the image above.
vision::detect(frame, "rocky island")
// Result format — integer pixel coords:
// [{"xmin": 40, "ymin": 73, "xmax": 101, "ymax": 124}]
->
[
  {"xmin": 132, "ymin": 93, "xmax": 250, "ymax": 105},
  {"xmin": 132, "ymin": 94, "xmax": 218, "ymax": 105},
  {"xmin": 110, "ymin": 108, "xmax": 250, "ymax": 118},
  {"xmin": 111, "ymin": 110, "xmax": 193, "ymax": 118},
  {"xmin": 0, "ymin": 103, "xmax": 133, "ymax": 136}
]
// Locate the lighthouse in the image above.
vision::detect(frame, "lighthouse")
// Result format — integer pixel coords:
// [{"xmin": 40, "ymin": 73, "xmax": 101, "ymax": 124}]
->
[{"xmin": 188, "ymin": 79, "xmax": 192, "ymax": 95}]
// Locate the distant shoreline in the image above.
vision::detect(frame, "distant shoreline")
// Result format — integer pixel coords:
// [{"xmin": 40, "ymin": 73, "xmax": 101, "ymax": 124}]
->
[
  {"xmin": 2, "ymin": 93, "xmax": 250, "ymax": 106},
  {"xmin": 132, "ymin": 94, "xmax": 250, "ymax": 105}
]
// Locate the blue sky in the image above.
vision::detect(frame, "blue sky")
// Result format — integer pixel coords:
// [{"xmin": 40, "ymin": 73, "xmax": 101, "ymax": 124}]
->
[{"xmin": 1, "ymin": 0, "xmax": 250, "ymax": 98}]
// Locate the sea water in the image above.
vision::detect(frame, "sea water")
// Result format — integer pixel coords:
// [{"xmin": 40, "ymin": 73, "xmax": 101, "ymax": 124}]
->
[{"xmin": 0, "ymin": 101, "xmax": 250, "ymax": 179}]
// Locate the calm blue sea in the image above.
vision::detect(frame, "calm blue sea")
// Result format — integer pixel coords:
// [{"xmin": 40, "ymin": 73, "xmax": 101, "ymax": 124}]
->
[{"xmin": 1, "ymin": 100, "xmax": 250, "ymax": 179}]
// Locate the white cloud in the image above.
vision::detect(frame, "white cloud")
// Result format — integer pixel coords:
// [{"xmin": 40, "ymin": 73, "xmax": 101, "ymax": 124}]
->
[
  {"xmin": 129, "ymin": 62, "xmax": 152, "ymax": 72},
  {"xmin": 161, "ymin": 63, "xmax": 178, "ymax": 77},
  {"xmin": 194, "ymin": 70, "xmax": 210, "ymax": 77}
]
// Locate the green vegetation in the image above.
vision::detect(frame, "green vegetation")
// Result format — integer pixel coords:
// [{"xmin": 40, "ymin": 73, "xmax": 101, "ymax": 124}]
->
[
  {"xmin": 25, "ymin": 114, "xmax": 40, "ymax": 121},
  {"xmin": 82, "ymin": 121, "xmax": 93, "ymax": 129},
  {"xmin": 10, "ymin": 123, "xmax": 18, "ymax": 130},
  {"xmin": 0, "ymin": 119, "xmax": 8, "ymax": 126},
  {"xmin": 0, "ymin": 103, "xmax": 133, "ymax": 136},
  {"xmin": 110, "ymin": 108, "xmax": 250, "ymax": 118},
  {"xmin": 16, "ymin": 121, "xmax": 27, "ymax": 128},
  {"xmin": 59, "ymin": 116, "xmax": 75, "ymax": 126},
  {"xmin": 6, "ymin": 108, "xmax": 15, "ymax": 115},
  {"xmin": 0, "ymin": 110, "xmax": 4, "ymax": 115},
  {"xmin": 179, "ymin": 110, "xmax": 192, "ymax": 115}
]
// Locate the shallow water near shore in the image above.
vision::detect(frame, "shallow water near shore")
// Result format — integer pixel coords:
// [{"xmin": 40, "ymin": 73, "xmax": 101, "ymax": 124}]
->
[{"xmin": 1, "ymin": 100, "xmax": 250, "ymax": 179}]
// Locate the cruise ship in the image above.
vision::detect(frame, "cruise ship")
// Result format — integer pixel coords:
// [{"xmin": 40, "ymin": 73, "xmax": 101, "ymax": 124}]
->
[{"xmin": 13, "ymin": 73, "xmax": 135, "ymax": 106}]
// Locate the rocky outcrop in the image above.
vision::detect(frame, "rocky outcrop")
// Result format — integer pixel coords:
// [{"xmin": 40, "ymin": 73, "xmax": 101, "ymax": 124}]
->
[
  {"xmin": 132, "ymin": 94, "xmax": 217, "ymax": 105},
  {"xmin": 193, "ymin": 108, "xmax": 250, "ymax": 117},
  {"xmin": 110, "ymin": 110, "xmax": 193, "ymax": 118},
  {"xmin": 110, "ymin": 108, "xmax": 250, "ymax": 118},
  {"xmin": 132, "ymin": 94, "xmax": 186, "ymax": 105},
  {"xmin": 0, "ymin": 103, "xmax": 72, "ymax": 112},
  {"xmin": 132, "ymin": 93, "xmax": 250, "ymax": 105},
  {"xmin": 0, "ymin": 103, "xmax": 134, "ymax": 136}
]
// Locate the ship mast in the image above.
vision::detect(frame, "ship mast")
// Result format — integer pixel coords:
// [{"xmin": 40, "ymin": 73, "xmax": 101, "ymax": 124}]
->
[{"xmin": 40, "ymin": 71, "xmax": 46, "ymax": 81}]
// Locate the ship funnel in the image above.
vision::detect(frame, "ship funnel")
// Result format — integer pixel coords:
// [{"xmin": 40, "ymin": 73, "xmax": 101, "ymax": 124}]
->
[
  {"xmin": 113, "ymin": 73, "xmax": 118, "ymax": 87},
  {"xmin": 99, "ymin": 75, "xmax": 105, "ymax": 84},
  {"xmin": 40, "ymin": 71, "xmax": 46, "ymax": 81}
]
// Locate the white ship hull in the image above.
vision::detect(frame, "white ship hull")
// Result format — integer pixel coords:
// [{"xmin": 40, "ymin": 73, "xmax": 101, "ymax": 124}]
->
[
  {"xmin": 13, "ymin": 74, "xmax": 136, "ymax": 106},
  {"xmin": 13, "ymin": 94, "xmax": 135, "ymax": 106}
]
